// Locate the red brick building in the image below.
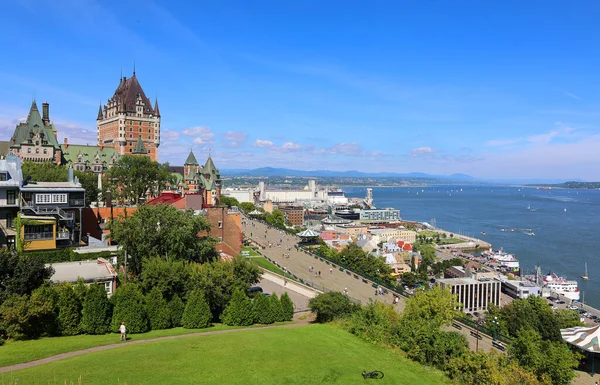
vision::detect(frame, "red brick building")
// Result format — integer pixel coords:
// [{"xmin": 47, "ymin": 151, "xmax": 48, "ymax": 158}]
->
[{"xmin": 96, "ymin": 71, "xmax": 161, "ymax": 161}]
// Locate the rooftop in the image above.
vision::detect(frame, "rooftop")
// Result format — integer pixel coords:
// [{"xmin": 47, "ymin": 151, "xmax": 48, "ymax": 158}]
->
[{"xmin": 47, "ymin": 258, "xmax": 117, "ymax": 283}]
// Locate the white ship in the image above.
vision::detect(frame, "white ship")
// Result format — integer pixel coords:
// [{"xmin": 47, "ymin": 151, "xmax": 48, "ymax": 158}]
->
[
  {"xmin": 483, "ymin": 249, "xmax": 521, "ymax": 275},
  {"xmin": 543, "ymin": 272, "xmax": 580, "ymax": 301}
]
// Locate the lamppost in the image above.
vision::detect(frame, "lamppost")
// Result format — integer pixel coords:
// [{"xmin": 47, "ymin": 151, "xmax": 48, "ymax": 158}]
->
[
  {"xmin": 493, "ymin": 316, "xmax": 498, "ymax": 342},
  {"xmin": 476, "ymin": 318, "xmax": 483, "ymax": 352}
]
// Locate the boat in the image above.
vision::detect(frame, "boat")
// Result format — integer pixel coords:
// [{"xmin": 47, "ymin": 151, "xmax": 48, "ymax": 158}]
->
[
  {"xmin": 527, "ymin": 231, "xmax": 535, "ymax": 236},
  {"xmin": 527, "ymin": 204, "xmax": 537, "ymax": 212},
  {"xmin": 581, "ymin": 262, "xmax": 589, "ymax": 281},
  {"xmin": 480, "ymin": 231, "xmax": 486, "ymax": 235},
  {"xmin": 482, "ymin": 249, "xmax": 520, "ymax": 275},
  {"xmin": 543, "ymin": 272, "xmax": 580, "ymax": 301},
  {"xmin": 537, "ymin": 187, "xmax": 552, "ymax": 190}
]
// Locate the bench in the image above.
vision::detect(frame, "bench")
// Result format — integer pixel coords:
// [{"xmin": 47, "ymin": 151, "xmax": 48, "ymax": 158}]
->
[
  {"xmin": 470, "ymin": 331, "xmax": 482, "ymax": 340},
  {"xmin": 451, "ymin": 323, "xmax": 463, "ymax": 330},
  {"xmin": 492, "ymin": 341, "xmax": 505, "ymax": 351}
]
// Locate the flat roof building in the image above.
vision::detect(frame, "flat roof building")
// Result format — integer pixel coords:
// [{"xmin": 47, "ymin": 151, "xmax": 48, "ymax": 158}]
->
[{"xmin": 437, "ymin": 275, "xmax": 501, "ymax": 314}]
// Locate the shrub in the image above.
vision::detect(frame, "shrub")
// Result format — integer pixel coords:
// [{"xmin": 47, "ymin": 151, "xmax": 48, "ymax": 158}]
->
[
  {"xmin": 168, "ymin": 294, "xmax": 185, "ymax": 327},
  {"xmin": 81, "ymin": 284, "xmax": 111, "ymax": 335},
  {"xmin": 56, "ymin": 284, "xmax": 82, "ymax": 336},
  {"xmin": 221, "ymin": 288, "xmax": 254, "ymax": 326},
  {"xmin": 111, "ymin": 284, "xmax": 149, "ymax": 334},
  {"xmin": 145, "ymin": 287, "xmax": 171, "ymax": 330},
  {"xmin": 28, "ymin": 284, "xmax": 59, "ymax": 338},
  {"xmin": 280, "ymin": 292, "xmax": 294, "ymax": 321},
  {"xmin": 347, "ymin": 302, "xmax": 398, "ymax": 344},
  {"xmin": 181, "ymin": 289, "xmax": 212, "ymax": 329},
  {"xmin": 308, "ymin": 292, "xmax": 358, "ymax": 323},
  {"xmin": 0, "ymin": 294, "xmax": 30, "ymax": 340},
  {"xmin": 252, "ymin": 293, "xmax": 273, "ymax": 324},
  {"xmin": 269, "ymin": 294, "xmax": 285, "ymax": 323}
]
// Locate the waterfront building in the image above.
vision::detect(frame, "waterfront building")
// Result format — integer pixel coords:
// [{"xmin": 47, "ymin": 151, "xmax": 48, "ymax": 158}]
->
[
  {"xmin": 96, "ymin": 71, "xmax": 161, "ymax": 161},
  {"xmin": 368, "ymin": 227, "xmax": 416, "ymax": 243},
  {"xmin": 2, "ymin": 101, "xmax": 62, "ymax": 164},
  {"xmin": 360, "ymin": 208, "xmax": 401, "ymax": 222},
  {"xmin": 436, "ymin": 274, "xmax": 501, "ymax": 314},
  {"xmin": 501, "ymin": 279, "xmax": 541, "ymax": 299}
]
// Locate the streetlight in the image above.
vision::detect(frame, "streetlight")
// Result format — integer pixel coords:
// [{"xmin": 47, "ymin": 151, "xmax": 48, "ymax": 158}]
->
[
  {"xmin": 493, "ymin": 316, "xmax": 498, "ymax": 342},
  {"xmin": 476, "ymin": 318, "xmax": 483, "ymax": 352}
]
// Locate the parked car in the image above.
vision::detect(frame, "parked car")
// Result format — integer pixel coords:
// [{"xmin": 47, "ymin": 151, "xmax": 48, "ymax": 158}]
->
[
  {"xmin": 568, "ymin": 305, "xmax": 579, "ymax": 310},
  {"xmin": 556, "ymin": 300, "xmax": 565, "ymax": 304}
]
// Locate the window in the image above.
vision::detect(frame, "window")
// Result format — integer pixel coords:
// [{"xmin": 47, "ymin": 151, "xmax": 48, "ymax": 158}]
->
[
  {"xmin": 35, "ymin": 193, "xmax": 67, "ymax": 204},
  {"xmin": 104, "ymin": 281, "xmax": 112, "ymax": 295},
  {"xmin": 36, "ymin": 148, "xmax": 39, "ymax": 154},
  {"xmin": 218, "ymin": 221, "xmax": 223, "ymax": 229},
  {"xmin": 129, "ymin": 134, "xmax": 132, "ymax": 138},
  {"xmin": 43, "ymin": 149, "xmax": 47, "ymax": 154},
  {"xmin": 27, "ymin": 148, "xmax": 31, "ymax": 154},
  {"xmin": 52, "ymin": 194, "xmax": 67, "ymax": 204},
  {"xmin": 7, "ymin": 190, "xmax": 15, "ymax": 205},
  {"xmin": 130, "ymin": 127, "xmax": 132, "ymax": 131},
  {"xmin": 0, "ymin": 173, "xmax": 6, "ymax": 181},
  {"xmin": 139, "ymin": 128, "xmax": 142, "ymax": 132},
  {"xmin": 6, "ymin": 214, "xmax": 14, "ymax": 228}
]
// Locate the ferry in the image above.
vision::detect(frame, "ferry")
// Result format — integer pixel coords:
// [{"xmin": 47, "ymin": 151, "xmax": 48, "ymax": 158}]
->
[
  {"xmin": 482, "ymin": 249, "xmax": 520, "ymax": 275},
  {"xmin": 543, "ymin": 272, "xmax": 580, "ymax": 301}
]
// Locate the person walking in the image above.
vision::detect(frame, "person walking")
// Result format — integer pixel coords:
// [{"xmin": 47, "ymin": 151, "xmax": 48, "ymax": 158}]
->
[
  {"xmin": 119, "ymin": 322, "xmax": 127, "ymax": 341},
  {"xmin": 329, "ymin": 267, "xmax": 333, "ymax": 274}
]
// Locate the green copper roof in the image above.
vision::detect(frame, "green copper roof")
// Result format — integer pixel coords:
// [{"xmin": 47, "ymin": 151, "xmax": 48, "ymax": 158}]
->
[
  {"xmin": 203, "ymin": 155, "xmax": 218, "ymax": 175},
  {"xmin": 10, "ymin": 101, "xmax": 60, "ymax": 149},
  {"xmin": 185, "ymin": 168, "xmax": 197, "ymax": 181},
  {"xmin": 133, "ymin": 136, "xmax": 147, "ymax": 154},
  {"xmin": 61, "ymin": 144, "xmax": 119, "ymax": 166},
  {"xmin": 184, "ymin": 150, "xmax": 198, "ymax": 165}
]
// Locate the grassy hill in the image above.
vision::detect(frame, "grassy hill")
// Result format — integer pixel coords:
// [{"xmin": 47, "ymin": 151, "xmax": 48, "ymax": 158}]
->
[{"xmin": 6, "ymin": 324, "xmax": 451, "ymax": 385}]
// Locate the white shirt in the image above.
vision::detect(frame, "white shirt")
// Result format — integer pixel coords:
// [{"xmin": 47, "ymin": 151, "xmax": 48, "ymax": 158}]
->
[{"xmin": 120, "ymin": 324, "xmax": 126, "ymax": 333}]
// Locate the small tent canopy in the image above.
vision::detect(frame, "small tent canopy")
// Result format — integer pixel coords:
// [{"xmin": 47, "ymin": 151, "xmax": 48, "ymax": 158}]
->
[
  {"xmin": 298, "ymin": 228, "xmax": 319, "ymax": 238},
  {"xmin": 561, "ymin": 325, "xmax": 600, "ymax": 353},
  {"xmin": 248, "ymin": 210, "xmax": 263, "ymax": 216}
]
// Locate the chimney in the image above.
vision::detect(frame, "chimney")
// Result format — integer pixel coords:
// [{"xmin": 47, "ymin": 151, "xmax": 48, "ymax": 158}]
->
[
  {"xmin": 68, "ymin": 167, "xmax": 74, "ymax": 182},
  {"xmin": 42, "ymin": 101, "xmax": 49, "ymax": 125},
  {"xmin": 106, "ymin": 189, "xmax": 112, "ymax": 208},
  {"xmin": 64, "ymin": 137, "xmax": 68, "ymax": 149}
]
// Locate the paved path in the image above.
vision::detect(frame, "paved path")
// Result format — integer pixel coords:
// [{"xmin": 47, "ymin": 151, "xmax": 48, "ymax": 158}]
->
[
  {"xmin": 244, "ymin": 218, "xmax": 404, "ymax": 310},
  {"xmin": 0, "ymin": 321, "xmax": 311, "ymax": 374}
]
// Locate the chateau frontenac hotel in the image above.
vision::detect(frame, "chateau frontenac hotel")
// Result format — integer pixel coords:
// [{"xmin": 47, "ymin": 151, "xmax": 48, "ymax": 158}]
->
[{"xmin": 0, "ymin": 71, "xmax": 220, "ymax": 199}]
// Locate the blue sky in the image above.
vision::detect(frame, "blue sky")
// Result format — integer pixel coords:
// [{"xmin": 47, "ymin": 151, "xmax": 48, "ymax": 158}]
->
[{"xmin": 1, "ymin": 0, "xmax": 600, "ymax": 180}]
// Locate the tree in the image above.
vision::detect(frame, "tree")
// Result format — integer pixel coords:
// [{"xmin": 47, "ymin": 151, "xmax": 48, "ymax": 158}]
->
[
  {"xmin": 402, "ymin": 285, "xmax": 458, "ymax": 329},
  {"xmin": 81, "ymin": 284, "xmax": 112, "ymax": 335},
  {"xmin": 145, "ymin": 287, "xmax": 171, "ymax": 330},
  {"xmin": 56, "ymin": 284, "xmax": 82, "ymax": 336},
  {"xmin": 252, "ymin": 293, "xmax": 274, "ymax": 324},
  {"xmin": 279, "ymin": 292, "xmax": 294, "ymax": 321},
  {"xmin": 554, "ymin": 309, "xmax": 583, "ymax": 329},
  {"xmin": 106, "ymin": 155, "xmax": 171, "ymax": 204},
  {"xmin": 264, "ymin": 210, "xmax": 286, "ymax": 228},
  {"xmin": 221, "ymin": 288, "xmax": 254, "ymax": 326},
  {"xmin": 140, "ymin": 257, "xmax": 189, "ymax": 298},
  {"xmin": 348, "ymin": 302, "xmax": 399, "ymax": 344},
  {"xmin": 168, "ymin": 294, "xmax": 185, "ymax": 327},
  {"xmin": 0, "ymin": 249, "xmax": 54, "ymax": 304},
  {"xmin": 269, "ymin": 294, "xmax": 285, "ymax": 322},
  {"xmin": 187, "ymin": 258, "xmax": 261, "ymax": 320},
  {"xmin": 500, "ymin": 295, "xmax": 561, "ymax": 341},
  {"xmin": 27, "ymin": 284, "xmax": 59, "ymax": 338},
  {"xmin": 181, "ymin": 289, "xmax": 212, "ymax": 329},
  {"xmin": 109, "ymin": 204, "xmax": 217, "ymax": 275},
  {"xmin": 111, "ymin": 283, "xmax": 149, "ymax": 334},
  {"xmin": 220, "ymin": 196, "xmax": 239, "ymax": 208},
  {"xmin": 308, "ymin": 292, "xmax": 358, "ymax": 323},
  {"xmin": 508, "ymin": 328, "xmax": 578, "ymax": 385},
  {"xmin": 239, "ymin": 202, "xmax": 256, "ymax": 213}
]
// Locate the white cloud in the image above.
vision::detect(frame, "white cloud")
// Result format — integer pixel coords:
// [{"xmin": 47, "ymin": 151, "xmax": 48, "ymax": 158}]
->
[
  {"xmin": 311, "ymin": 142, "xmax": 365, "ymax": 156},
  {"xmin": 281, "ymin": 142, "xmax": 302, "ymax": 151},
  {"xmin": 161, "ymin": 130, "xmax": 180, "ymax": 142},
  {"xmin": 181, "ymin": 126, "xmax": 214, "ymax": 145},
  {"xmin": 251, "ymin": 139, "xmax": 274, "ymax": 147},
  {"xmin": 411, "ymin": 146, "xmax": 437, "ymax": 157}
]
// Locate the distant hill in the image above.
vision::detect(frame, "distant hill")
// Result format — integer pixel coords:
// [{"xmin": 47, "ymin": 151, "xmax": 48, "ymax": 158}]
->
[{"xmin": 221, "ymin": 167, "xmax": 477, "ymax": 181}]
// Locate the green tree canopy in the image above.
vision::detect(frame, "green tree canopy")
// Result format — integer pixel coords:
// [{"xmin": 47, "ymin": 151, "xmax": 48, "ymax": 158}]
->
[
  {"xmin": 108, "ymin": 204, "xmax": 217, "ymax": 275},
  {"xmin": 238, "ymin": 202, "xmax": 256, "ymax": 213},
  {"xmin": 221, "ymin": 287, "xmax": 254, "ymax": 326},
  {"xmin": 140, "ymin": 257, "xmax": 189, "ymax": 299},
  {"xmin": 56, "ymin": 284, "xmax": 82, "ymax": 336},
  {"xmin": 0, "ymin": 249, "xmax": 54, "ymax": 304},
  {"xmin": 252, "ymin": 293, "xmax": 274, "ymax": 324},
  {"xmin": 81, "ymin": 284, "xmax": 111, "ymax": 335},
  {"xmin": 279, "ymin": 292, "xmax": 294, "ymax": 322},
  {"xmin": 111, "ymin": 283, "xmax": 149, "ymax": 334},
  {"xmin": 145, "ymin": 287, "xmax": 171, "ymax": 330},
  {"xmin": 168, "ymin": 294, "xmax": 185, "ymax": 327},
  {"xmin": 308, "ymin": 292, "xmax": 359, "ymax": 323},
  {"xmin": 181, "ymin": 289, "xmax": 212, "ymax": 329},
  {"xmin": 220, "ymin": 196, "xmax": 239, "ymax": 208},
  {"xmin": 105, "ymin": 155, "xmax": 171, "ymax": 204}
]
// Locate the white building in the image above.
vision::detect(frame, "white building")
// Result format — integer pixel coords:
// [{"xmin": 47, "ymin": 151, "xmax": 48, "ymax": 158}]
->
[{"xmin": 436, "ymin": 275, "xmax": 501, "ymax": 314}]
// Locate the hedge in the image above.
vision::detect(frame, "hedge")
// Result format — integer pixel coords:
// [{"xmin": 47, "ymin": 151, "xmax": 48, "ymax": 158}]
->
[{"xmin": 25, "ymin": 248, "xmax": 114, "ymax": 263}]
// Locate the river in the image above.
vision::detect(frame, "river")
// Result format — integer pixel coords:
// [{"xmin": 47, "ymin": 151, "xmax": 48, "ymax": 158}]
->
[{"xmin": 344, "ymin": 185, "xmax": 600, "ymax": 309}]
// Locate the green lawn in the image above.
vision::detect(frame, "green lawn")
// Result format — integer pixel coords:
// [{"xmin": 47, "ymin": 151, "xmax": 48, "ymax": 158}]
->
[
  {"xmin": 247, "ymin": 255, "xmax": 287, "ymax": 276},
  {"xmin": 435, "ymin": 238, "xmax": 466, "ymax": 245},
  {"xmin": 4, "ymin": 324, "xmax": 451, "ymax": 385},
  {"xmin": 0, "ymin": 324, "xmax": 279, "ymax": 368}
]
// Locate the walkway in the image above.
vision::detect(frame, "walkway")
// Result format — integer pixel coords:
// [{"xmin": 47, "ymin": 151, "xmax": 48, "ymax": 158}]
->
[
  {"xmin": 244, "ymin": 218, "xmax": 403, "ymax": 310},
  {"xmin": 0, "ymin": 321, "xmax": 312, "ymax": 374}
]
